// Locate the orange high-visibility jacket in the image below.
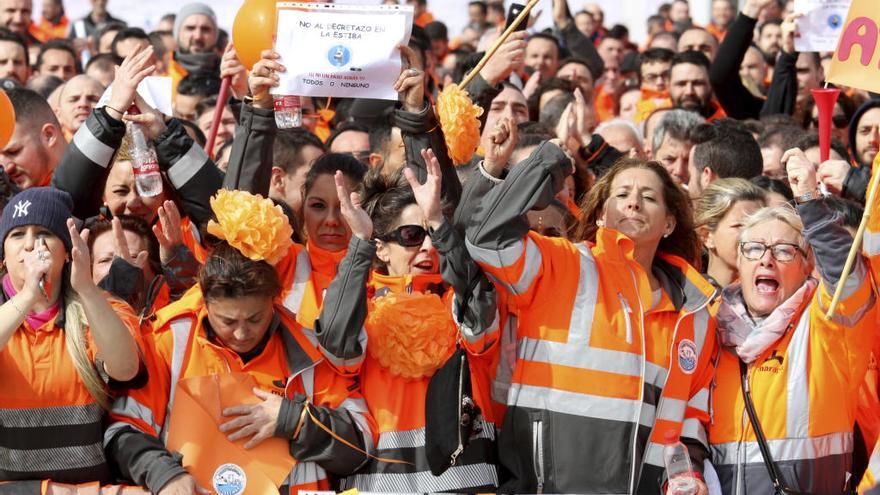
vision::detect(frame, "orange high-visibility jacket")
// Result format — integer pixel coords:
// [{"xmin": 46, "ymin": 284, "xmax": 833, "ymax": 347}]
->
[
  {"xmin": 463, "ymin": 141, "xmax": 718, "ymax": 494},
  {"xmin": 275, "ymin": 240, "xmax": 346, "ymax": 331},
  {"xmin": 709, "ymin": 199, "xmax": 878, "ymax": 495},
  {"xmin": 314, "ymin": 231, "xmax": 503, "ymax": 493},
  {"xmin": 104, "ymin": 287, "xmax": 373, "ymax": 494}
]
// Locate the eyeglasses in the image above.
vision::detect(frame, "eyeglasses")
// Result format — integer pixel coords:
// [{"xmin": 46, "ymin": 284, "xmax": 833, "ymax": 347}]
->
[
  {"xmin": 739, "ymin": 241, "xmax": 805, "ymax": 263},
  {"xmin": 378, "ymin": 224, "xmax": 430, "ymax": 247},
  {"xmin": 810, "ymin": 114, "xmax": 849, "ymax": 129}
]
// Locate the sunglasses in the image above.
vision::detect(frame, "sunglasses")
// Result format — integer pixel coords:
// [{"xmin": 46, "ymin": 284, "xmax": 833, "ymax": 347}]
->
[
  {"xmin": 378, "ymin": 224, "xmax": 430, "ymax": 247},
  {"xmin": 811, "ymin": 114, "xmax": 849, "ymax": 129}
]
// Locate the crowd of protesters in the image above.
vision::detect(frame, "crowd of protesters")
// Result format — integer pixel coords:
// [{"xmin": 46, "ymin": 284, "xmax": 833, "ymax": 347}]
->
[{"xmin": 1, "ymin": 0, "xmax": 880, "ymax": 493}]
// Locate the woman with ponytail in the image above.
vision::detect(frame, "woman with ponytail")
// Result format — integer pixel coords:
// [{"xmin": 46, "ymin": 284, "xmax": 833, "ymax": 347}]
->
[{"xmin": 0, "ymin": 187, "xmax": 143, "ymax": 487}]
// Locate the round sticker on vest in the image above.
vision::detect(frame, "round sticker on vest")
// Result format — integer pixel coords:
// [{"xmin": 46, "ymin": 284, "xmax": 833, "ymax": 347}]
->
[
  {"xmin": 677, "ymin": 339, "xmax": 697, "ymax": 374},
  {"xmin": 212, "ymin": 463, "xmax": 247, "ymax": 495}
]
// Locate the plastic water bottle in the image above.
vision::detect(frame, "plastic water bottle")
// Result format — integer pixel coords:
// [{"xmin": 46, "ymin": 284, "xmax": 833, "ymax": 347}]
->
[
  {"xmin": 126, "ymin": 120, "xmax": 163, "ymax": 197},
  {"xmin": 663, "ymin": 431, "xmax": 699, "ymax": 495},
  {"xmin": 273, "ymin": 95, "xmax": 302, "ymax": 128}
]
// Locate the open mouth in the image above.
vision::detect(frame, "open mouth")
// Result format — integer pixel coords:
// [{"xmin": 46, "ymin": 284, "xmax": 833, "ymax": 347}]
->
[
  {"xmin": 413, "ymin": 259, "xmax": 435, "ymax": 272},
  {"xmin": 755, "ymin": 276, "xmax": 780, "ymax": 294}
]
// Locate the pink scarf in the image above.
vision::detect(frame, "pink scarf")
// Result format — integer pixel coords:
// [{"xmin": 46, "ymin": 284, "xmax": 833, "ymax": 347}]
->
[
  {"xmin": 716, "ymin": 278, "xmax": 818, "ymax": 363},
  {"xmin": 2, "ymin": 275, "xmax": 60, "ymax": 330}
]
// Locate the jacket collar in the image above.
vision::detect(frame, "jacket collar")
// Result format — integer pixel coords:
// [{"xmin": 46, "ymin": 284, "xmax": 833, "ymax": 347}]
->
[{"xmin": 369, "ymin": 271, "xmax": 446, "ymax": 298}]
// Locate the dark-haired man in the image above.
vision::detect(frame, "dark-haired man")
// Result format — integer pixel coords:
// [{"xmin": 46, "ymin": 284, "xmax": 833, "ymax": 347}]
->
[
  {"xmin": 0, "ymin": 88, "xmax": 67, "ymax": 189},
  {"xmin": 35, "ymin": 39, "xmax": 78, "ymax": 81},
  {"xmin": 0, "ymin": 27, "xmax": 27, "ymax": 83},
  {"xmin": 669, "ymin": 50, "xmax": 724, "ymax": 120}
]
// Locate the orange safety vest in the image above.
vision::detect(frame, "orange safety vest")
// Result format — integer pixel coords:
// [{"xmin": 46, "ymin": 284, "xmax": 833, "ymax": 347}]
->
[
  {"xmin": 469, "ymin": 228, "xmax": 717, "ymax": 493},
  {"xmin": 106, "ymin": 287, "xmax": 370, "ymax": 494},
  {"xmin": 275, "ymin": 240, "xmax": 346, "ymax": 330},
  {"xmin": 594, "ymin": 83, "xmax": 618, "ymax": 123},
  {"xmin": 709, "ymin": 279, "xmax": 877, "ymax": 493},
  {"xmin": 336, "ymin": 271, "xmax": 501, "ymax": 493},
  {"xmin": 634, "ymin": 90, "xmax": 671, "ymax": 124},
  {"xmin": 166, "ymin": 52, "xmax": 188, "ymax": 100},
  {"xmin": 28, "ymin": 16, "xmax": 70, "ymax": 43}
]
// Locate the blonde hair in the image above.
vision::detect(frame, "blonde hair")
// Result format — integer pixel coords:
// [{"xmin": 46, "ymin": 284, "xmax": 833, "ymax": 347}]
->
[
  {"xmin": 695, "ymin": 178, "xmax": 767, "ymax": 232},
  {"xmin": 62, "ymin": 282, "xmax": 111, "ymax": 410},
  {"xmin": 738, "ymin": 205, "xmax": 814, "ymax": 268}
]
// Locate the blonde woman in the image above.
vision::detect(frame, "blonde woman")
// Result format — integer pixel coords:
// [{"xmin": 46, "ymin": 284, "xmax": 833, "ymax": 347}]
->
[
  {"xmin": 694, "ymin": 178, "xmax": 767, "ymax": 290},
  {"xmin": 0, "ymin": 188, "xmax": 142, "ymax": 487}
]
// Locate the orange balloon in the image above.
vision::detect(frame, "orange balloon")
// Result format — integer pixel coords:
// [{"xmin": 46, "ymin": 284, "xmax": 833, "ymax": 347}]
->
[
  {"xmin": 233, "ymin": 0, "xmax": 278, "ymax": 69},
  {"xmin": 0, "ymin": 90, "xmax": 14, "ymax": 149}
]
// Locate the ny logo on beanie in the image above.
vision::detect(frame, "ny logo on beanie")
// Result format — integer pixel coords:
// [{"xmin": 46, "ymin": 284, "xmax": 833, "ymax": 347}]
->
[{"xmin": 12, "ymin": 200, "xmax": 30, "ymax": 219}]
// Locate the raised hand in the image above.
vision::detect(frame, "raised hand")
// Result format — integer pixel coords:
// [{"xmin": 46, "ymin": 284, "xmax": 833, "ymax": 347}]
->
[
  {"xmin": 395, "ymin": 44, "xmax": 425, "ymax": 112},
  {"xmin": 67, "ymin": 219, "xmax": 97, "ymax": 296},
  {"xmin": 742, "ymin": 0, "xmax": 779, "ymax": 19},
  {"xmin": 479, "ymin": 31, "xmax": 528, "ymax": 86},
  {"xmin": 780, "ymin": 13, "xmax": 803, "ymax": 54},
  {"xmin": 152, "ymin": 200, "xmax": 185, "ymax": 264},
  {"xmin": 221, "ymin": 43, "xmax": 249, "ymax": 100},
  {"xmin": 484, "ymin": 116, "xmax": 518, "ymax": 177},
  {"xmin": 782, "ymin": 148, "xmax": 819, "ymax": 197},
  {"xmin": 335, "ymin": 171, "xmax": 372, "ymax": 241},
  {"xmin": 122, "ymin": 93, "xmax": 167, "ymax": 140},
  {"xmin": 111, "ymin": 216, "xmax": 149, "ymax": 271},
  {"xmin": 107, "ymin": 45, "xmax": 156, "ymax": 118},
  {"xmin": 406, "ymin": 149, "xmax": 444, "ymax": 229},
  {"xmin": 20, "ymin": 237, "xmax": 53, "ymax": 305},
  {"xmin": 248, "ymin": 49, "xmax": 285, "ymax": 110}
]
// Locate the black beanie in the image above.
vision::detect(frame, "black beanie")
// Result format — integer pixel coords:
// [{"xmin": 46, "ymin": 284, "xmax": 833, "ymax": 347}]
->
[{"xmin": 0, "ymin": 187, "xmax": 73, "ymax": 259}]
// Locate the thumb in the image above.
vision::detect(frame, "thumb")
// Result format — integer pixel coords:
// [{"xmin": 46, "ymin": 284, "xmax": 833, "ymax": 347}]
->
[
  {"xmin": 252, "ymin": 387, "xmax": 274, "ymax": 400},
  {"xmin": 404, "ymin": 166, "xmax": 420, "ymax": 189},
  {"xmin": 133, "ymin": 250, "xmax": 149, "ymax": 269}
]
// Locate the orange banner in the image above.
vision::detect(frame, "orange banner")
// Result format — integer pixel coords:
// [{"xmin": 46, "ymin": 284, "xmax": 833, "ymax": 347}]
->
[{"xmin": 826, "ymin": 0, "xmax": 880, "ymax": 94}]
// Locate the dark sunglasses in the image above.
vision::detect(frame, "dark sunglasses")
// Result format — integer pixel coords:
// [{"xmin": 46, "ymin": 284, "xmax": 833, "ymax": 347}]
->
[
  {"xmin": 378, "ymin": 224, "xmax": 430, "ymax": 247},
  {"xmin": 811, "ymin": 114, "xmax": 849, "ymax": 129}
]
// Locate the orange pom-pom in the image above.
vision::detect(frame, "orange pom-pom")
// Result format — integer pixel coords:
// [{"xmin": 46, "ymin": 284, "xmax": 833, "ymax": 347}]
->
[
  {"xmin": 366, "ymin": 291, "xmax": 457, "ymax": 380},
  {"xmin": 207, "ymin": 190, "xmax": 293, "ymax": 265},
  {"xmin": 437, "ymin": 83, "xmax": 483, "ymax": 165}
]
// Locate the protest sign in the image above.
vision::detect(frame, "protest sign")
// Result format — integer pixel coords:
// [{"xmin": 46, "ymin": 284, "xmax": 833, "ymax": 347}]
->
[
  {"xmin": 793, "ymin": 0, "xmax": 851, "ymax": 52},
  {"xmin": 273, "ymin": 3, "xmax": 413, "ymax": 101},
  {"xmin": 825, "ymin": 0, "xmax": 880, "ymax": 94},
  {"xmin": 97, "ymin": 76, "xmax": 173, "ymax": 115}
]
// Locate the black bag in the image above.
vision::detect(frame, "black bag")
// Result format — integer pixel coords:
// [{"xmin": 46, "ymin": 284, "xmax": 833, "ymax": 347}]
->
[{"xmin": 425, "ymin": 345, "xmax": 482, "ymax": 476}]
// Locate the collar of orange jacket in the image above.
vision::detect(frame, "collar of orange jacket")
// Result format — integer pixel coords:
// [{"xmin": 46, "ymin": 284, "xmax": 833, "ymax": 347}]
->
[
  {"xmin": 369, "ymin": 271, "xmax": 445, "ymax": 297},
  {"xmin": 306, "ymin": 238, "xmax": 347, "ymax": 275}
]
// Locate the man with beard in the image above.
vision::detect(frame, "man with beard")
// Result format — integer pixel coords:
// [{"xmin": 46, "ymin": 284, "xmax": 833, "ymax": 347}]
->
[
  {"xmin": 669, "ymin": 50, "xmax": 724, "ymax": 121},
  {"xmin": 168, "ymin": 3, "xmax": 219, "ymax": 96},
  {"xmin": 0, "ymin": 88, "xmax": 66, "ymax": 189}
]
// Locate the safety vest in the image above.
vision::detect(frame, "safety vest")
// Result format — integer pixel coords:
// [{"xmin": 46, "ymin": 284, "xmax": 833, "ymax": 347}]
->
[
  {"xmin": 709, "ymin": 279, "xmax": 877, "ymax": 495},
  {"xmin": 338, "ymin": 271, "xmax": 501, "ymax": 493},
  {"xmin": 276, "ymin": 240, "xmax": 346, "ymax": 331},
  {"xmin": 106, "ymin": 288, "xmax": 369, "ymax": 494},
  {"xmin": 468, "ymin": 228, "xmax": 717, "ymax": 494}
]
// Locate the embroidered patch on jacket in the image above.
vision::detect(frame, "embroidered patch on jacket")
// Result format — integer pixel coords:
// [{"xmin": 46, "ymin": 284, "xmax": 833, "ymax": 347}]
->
[
  {"xmin": 677, "ymin": 339, "xmax": 698, "ymax": 375},
  {"xmin": 213, "ymin": 463, "xmax": 247, "ymax": 495}
]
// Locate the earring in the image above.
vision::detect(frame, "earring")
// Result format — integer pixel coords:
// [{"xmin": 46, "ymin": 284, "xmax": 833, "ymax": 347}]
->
[{"xmin": 597, "ymin": 219, "xmax": 604, "ymax": 227}]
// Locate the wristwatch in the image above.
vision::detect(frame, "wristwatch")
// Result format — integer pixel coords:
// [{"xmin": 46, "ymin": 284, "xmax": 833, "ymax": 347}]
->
[{"xmin": 795, "ymin": 188, "xmax": 823, "ymax": 204}]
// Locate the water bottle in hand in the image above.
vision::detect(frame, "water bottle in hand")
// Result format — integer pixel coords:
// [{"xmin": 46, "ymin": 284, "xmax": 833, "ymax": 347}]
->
[
  {"xmin": 273, "ymin": 95, "xmax": 302, "ymax": 128},
  {"xmin": 126, "ymin": 120, "xmax": 163, "ymax": 197},
  {"xmin": 663, "ymin": 431, "xmax": 699, "ymax": 495}
]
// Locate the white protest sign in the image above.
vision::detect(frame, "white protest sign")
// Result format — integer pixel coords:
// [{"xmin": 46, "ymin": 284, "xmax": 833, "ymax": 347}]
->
[
  {"xmin": 273, "ymin": 3, "xmax": 413, "ymax": 101},
  {"xmin": 793, "ymin": 0, "xmax": 851, "ymax": 52}
]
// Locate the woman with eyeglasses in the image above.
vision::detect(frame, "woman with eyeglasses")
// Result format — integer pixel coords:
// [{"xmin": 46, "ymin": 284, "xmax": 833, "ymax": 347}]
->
[
  {"xmin": 314, "ymin": 150, "xmax": 501, "ymax": 492},
  {"xmin": 464, "ymin": 138, "xmax": 717, "ymax": 493},
  {"xmin": 707, "ymin": 148, "xmax": 877, "ymax": 493}
]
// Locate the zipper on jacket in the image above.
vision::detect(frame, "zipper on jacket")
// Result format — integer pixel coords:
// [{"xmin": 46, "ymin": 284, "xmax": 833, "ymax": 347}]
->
[
  {"xmin": 532, "ymin": 419, "xmax": 545, "ymax": 494},
  {"xmin": 618, "ymin": 292, "xmax": 634, "ymax": 344},
  {"xmin": 449, "ymin": 353, "xmax": 466, "ymax": 466}
]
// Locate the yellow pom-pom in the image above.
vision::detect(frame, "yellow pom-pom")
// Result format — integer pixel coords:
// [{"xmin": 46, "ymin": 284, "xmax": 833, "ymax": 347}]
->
[
  {"xmin": 206, "ymin": 190, "xmax": 293, "ymax": 265},
  {"xmin": 366, "ymin": 291, "xmax": 457, "ymax": 380},
  {"xmin": 437, "ymin": 83, "xmax": 483, "ymax": 165}
]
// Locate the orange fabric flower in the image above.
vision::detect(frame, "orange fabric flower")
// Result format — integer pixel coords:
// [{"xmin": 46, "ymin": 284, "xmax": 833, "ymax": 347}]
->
[
  {"xmin": 437, "ymin": 83, "xmax": 483, "ymax": 165},
  {"xmin": 206, "ymin": 189, "xmax": 293, "ymax": 265},
  {"xmin": 366, "ymin": 291, "xmax": 457, "ymax": 380}
]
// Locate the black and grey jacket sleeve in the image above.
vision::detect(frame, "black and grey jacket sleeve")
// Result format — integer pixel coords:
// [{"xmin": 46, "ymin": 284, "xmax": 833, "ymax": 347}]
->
[
  {"xmin": 153, "ymin": 119, "xmax": 224, "ymax": 229},
  {"xmin": 433, "ymin": 220, "xmax": 500, "ymax": 351},
  {"xmin": 394, "ymin": 102, "xmax": 463, "ymax": 208},
  {"xmin": 222, "ymin": 104, "xmax": 276, "ymax": 196},
  {"xmin": 466, "ymin": 141, "xmax": 570, "ymax": 252},
  {"xmin": 798, "ymin": 198, "xmax": 867, "ymax": 299},
  {"xmin": 555, "ymin": 13, "xmax": 604, "ymax": 81},
  {"xmin": 843, "ymin": 165, "xmax": 870, "ymax": 204},
  {"xmin": 314, "ymin": 236, "xmax": 375, "ymax": 372},
  {"xmin": 709, "ymin": 12, "xmax": 765, "ymax": 120},
  {"xmin": 105, "ymin": 426, "xmax": 188, "ymax": 494},
  {"xmin": 274, "ymin": 393, "xmax": 370, "ymax": 475},
  {"xmin": 52, "ymin": 108, "xmax": 126, "ymax": 219},
  {"xmin": 760, "ymin": 49, "xmax": 798, "ymax": 118}
]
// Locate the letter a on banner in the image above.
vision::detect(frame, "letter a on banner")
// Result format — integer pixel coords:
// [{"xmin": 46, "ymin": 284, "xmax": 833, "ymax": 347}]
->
[{"xmin": 826, "ymin": 0, "xmax": 880, "ymax": 94}]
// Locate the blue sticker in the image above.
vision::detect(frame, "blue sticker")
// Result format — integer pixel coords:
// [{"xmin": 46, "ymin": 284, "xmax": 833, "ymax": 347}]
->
[
  {"xmin": 828, "ymin": 14, "xmax": 842, "ymax": 29},
  {"xmin": 678, "ymin": 339, "xmax": 697, "ymax": 375},
  {"xmin": 328, "ymin": 45, "xmax": 352, "ymax": 67},
  {"xmin": 212, "ymin": 463, "xmax": 247, "ymax": 495}
]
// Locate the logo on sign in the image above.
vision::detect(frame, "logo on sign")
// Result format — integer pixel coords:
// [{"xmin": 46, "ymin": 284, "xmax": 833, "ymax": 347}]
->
[
  {"xmin": 828, "ymin": 14, "xmax": 842, "ymax": 29},
  {"xmin": 212, "ymin": 463, "xmax": 247, "ymax": 495},
  {"xmin": 677, "ymin": 339, "xmax": 697, "ymax": 374},
  {"xmin": 328, "ymin": 45, "xmax": 352, "ymax": 67}
]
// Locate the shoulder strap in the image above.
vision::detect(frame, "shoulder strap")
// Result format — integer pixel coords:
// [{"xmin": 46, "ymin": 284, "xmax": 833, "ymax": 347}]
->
[{"xmin": 738, "ymin": 360, "xmax": 810, "ymax": 495}]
